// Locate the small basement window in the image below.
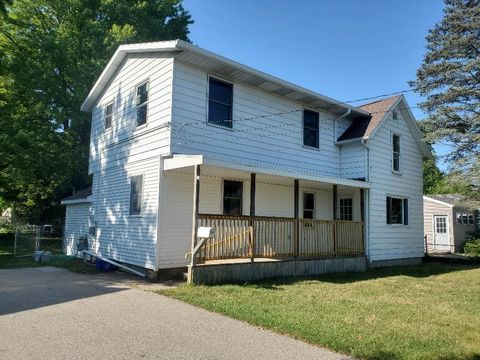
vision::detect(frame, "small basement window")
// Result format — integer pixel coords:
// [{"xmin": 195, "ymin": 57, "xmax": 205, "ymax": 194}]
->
[
  {"xmin": 105, "ymin": 102, "xmax": 113, "ymax": 130},
  {"xmin": 386, "ymin": 196, "xmax": 408, "ymax": 225},
  {"xmin": 303, "ymin": 110, "xmax": 319, "ymax": 148},
  {"xmin": 303, "ymin": 193, "xmax": 315, "ymax": 219},
  {"xmin": 208, "ymin": 77, "xmax": 233, "ymax": 128},
  {"xmin": 136, "ymin": 81, "xmax": 149, "ymax": 127},
  {"xmin": 129, "ymin": 175, "xmax": 143, "ymax": 215},
  {"xmin": 223, "ymin": 180, "xmax": 242, "ymax": 215},
  {"xmin": 392, "ymin": 134, "xmax": 401, "ymax": 172}
]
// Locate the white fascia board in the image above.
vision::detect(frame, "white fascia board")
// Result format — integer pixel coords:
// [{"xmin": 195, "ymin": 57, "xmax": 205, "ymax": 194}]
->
[
  {"xmin": 164, "ymin": 154, "xmax": 371, "ymax": 189},
  {"xmin": 335, "ymin": 137, "xmax": 363, "ymax": 145},
  {"xmin": 423, "ymin": 196, "xmax": 454, "ymax": 208},
  {"xmin": 61, "ymin": 196, "xmax": 93, "ymax": 205}
]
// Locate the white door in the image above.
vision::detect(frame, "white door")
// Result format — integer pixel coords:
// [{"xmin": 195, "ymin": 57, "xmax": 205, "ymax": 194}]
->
[{"xmin": 433, "ymin": 215, "xmax": 450, "ymax": 251}]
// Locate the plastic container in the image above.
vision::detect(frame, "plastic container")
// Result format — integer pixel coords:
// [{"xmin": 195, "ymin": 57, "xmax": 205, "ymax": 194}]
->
[{"xmin": 95, "ymin": 258, "xmax": 118, "ymax": 272}]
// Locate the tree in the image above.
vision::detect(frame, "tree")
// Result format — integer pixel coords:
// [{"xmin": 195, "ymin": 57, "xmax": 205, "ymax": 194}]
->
[
  {"xmin": 0, "ymin": 0, "xmax": 192, "ymax": 223},
  {"xmin": 411, "ymin": 0, "xmax": 480, "ymax": 194}
]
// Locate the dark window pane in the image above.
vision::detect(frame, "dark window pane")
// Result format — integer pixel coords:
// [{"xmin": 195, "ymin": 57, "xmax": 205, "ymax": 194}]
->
[
  {"xmin": 208, "ymin": 101, "xmax": 232, "ymax": 127},
  {"xmin": 209, "ymin": 78, "xmax": 232, "ymax": 104},
  {"xmin": 303, "ymin": 210, "xmax": 314, "ymax": 219},
  {"xmin": 393, "ymin": 153, "xmax": 400, "ymax": 171},
  {"xmin": 137, "ymin": 83, "xmax": 148, "ymax": 106},
  {"xmin": 137, "ymin": 104, "xmax": 147, "ymax": 126},
  {"xmin": 340, "ymin": 198, "xmax": 353, "ymax": 221},
  {"xmin": 129, "ymin": 175, "xmax": 143, "ymax": 215},
  {"xmin": 391, "ymin": 198, "xmax": 403, "ymax": 224},
  {"xmin": 223, "ymin": 180, "xmax": 242, "ymax": 215},
  {"xmin": 393, "ymin": 135, "xmax": 400, "ymax": 152},
  {"xmin": 469, "ymin": 214, "xmax": 475, "ymax": 224},
  {"xmin": 304, "ymin": 193, "xmax": 314, "ymax": 210},
  {"xmin": 303, "ymin": 110, "xmax": 319, "ymax": 148}
]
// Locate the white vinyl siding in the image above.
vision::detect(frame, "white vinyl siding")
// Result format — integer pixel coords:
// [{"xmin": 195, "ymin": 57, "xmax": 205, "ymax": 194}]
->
[
  {"xmin": 63, "ymin": 203, "xmax": 91, "ymax": 256},
  {"xmin": 368, "ymin": 103, "xmax": 424, "ymax": 262}
]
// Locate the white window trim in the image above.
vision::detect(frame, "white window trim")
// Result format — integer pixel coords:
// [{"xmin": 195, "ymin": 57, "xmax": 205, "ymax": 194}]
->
[
  {"xmin": 128, "ymin": 174, "xmax": 144, "ymax": 217},
  {"xmin": 104, "ymin": 100, "xmax": 114, "ymax": 132},
  {"xmin": 387, "ymin": 194, "xmax": 408, "ymax": 226},
  {"xmin": 302, "ymin": 191, "xmax": 316, "ymax": 219},
  {"xmin": 391, "ymin": 132, "xmax": 401, "ymax": 174},
  {"xmin": 206, "ymin": 75, "xmax": 234, "ymax": 130},
  {"xmin": 338, "ymin": 196, "xmax": 354, "ymax": 221},
  {"xmin": 134, "ymin": 79, "xmax": 150, "ymax": 131},
  {"xmin": 221, "ymin": 178, "xmax": 244, "ymax": 215},
  {"xmin": 302, "ymin": 109, "xmax": 320, "ymax": 150}
]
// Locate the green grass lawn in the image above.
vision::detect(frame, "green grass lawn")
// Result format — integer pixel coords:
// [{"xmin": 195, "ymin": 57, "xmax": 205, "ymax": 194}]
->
[
  {"xmin": 160, "ymin": 263, "xmax": 480, "ymax": 360},
  {"xmin": 0, "ymin": 234, "xmax": 97, "ymax": 274}
]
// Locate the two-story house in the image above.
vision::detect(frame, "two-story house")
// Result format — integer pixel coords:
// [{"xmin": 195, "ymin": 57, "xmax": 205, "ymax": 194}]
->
[{"xmin": 64, "ymin": 39, "xmax": 429, "ymax": 283}]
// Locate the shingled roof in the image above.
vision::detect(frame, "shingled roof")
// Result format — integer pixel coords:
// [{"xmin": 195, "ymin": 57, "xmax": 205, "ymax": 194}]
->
[{"xmin": 337, "ymin": 95, "xmax": 401, "ymax": 142}]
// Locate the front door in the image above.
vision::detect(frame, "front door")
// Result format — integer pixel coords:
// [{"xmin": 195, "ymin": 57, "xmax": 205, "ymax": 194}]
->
[{"xmin": 433, "ymin": 215, "xmax": 450, "ymax": 251}]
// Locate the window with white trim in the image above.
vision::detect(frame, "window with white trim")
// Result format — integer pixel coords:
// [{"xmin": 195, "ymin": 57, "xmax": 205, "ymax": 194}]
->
[
  {"xmin": 136, "ymin": 81, "xmax": 149, "ymax": 127},
  {"xmin": 105, "ymin": 102, "xmax": 113, "ymax": 130},
  {"xmin": 303, "ymin": 193, "xmax": 315, "ymax": 219},
  {"xmin": 208, "ymin": 77, "xmax": 233, "ymax": 128},
  {"xmin": 223, "ymin": 180, "xmax": 242, "ymax": 215},
  {"xmin": 386, "ymin": 196, "xmax": 408, "ymax": 225},
  {"xmin": 392, "ymin": 134, "xmax": 400, "ymax": 172},
  {"xmin": 129, "ymin": 175, "xmax": 143, "ymax": 215},
  {"xmin": 456, "ymin": 212, "xmax": 475, "ymax": 225},
  {"xmin": 303, "ymin": 110, "xmax": 319, "ymax": 148},
  {"xmin": 339, "ymin": 198, "xmax": 353, "ymax": 221}
]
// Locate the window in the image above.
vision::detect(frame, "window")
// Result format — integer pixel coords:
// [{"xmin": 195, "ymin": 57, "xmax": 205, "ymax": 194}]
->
[
  {"xmin": 208, "ymin": 77, "xmax": 233, "ymax": 128},
  {"xmin": 462, "ymin": 213, "xmax": 468, "ymax": 224},
  {"xmin": 303, "ymin": 193, "xmax": 315, "ymax": 219},
  {"xmin": 223, "ymin": 180, "xmax": 242, "ymax": 215},
  {"xmin": 392, "ymin": 110, "xmax": 398, "ymax": 120},
  {"xmin": 129, "ymin": 175, "xmax": 143, "ymax": 215},
  {"xmin": 136, "ymin": 81, "xmax": 149, "ymax": 127},
  {"xmin": 386, "ymin": 196, "xmax": 408, "ymax": 225},
  {"xmin": 339, "ymin": 198, "xmax": 353, "ymax": 221},
  {"xmin": 303, "ymin": 110, "xmax": 319, "ymax": 148},
  {"xmin": 105, "ymin": 102, "xmax": 113, "ymax": 130},
  {"xmin": 392, "ymin": 134, "xmax": 400, "ymax": 172},
  {"xmin": 469, "ymin": 214, "xmax": 475, "ymax": 225},
  {"xmin": 435, "ymin": 217, "xmax": 447, "ymax": 233},
  {"xmin": 456, "ymin": 213, "xmax": 462, "ymax": 224},
  {"xmin": 457, "ymin": 212, "xmax": 475, "ymax": 225}
]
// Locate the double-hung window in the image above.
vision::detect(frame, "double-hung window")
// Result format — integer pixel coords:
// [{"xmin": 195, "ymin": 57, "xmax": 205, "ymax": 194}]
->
[
  {"xmin": 208, "ymin": 77, "xmax": 233, "ymax": 128},
  {"xmin": 303, "ymin": 110, "xmax": 319, "ymax": 148},
  {"xmin": 386, "ymin": 196, "xmax": 408, "ymax": 225},
  {"xmin": 136, "ymin": 81, "xmax": 149, "ymax": 127},
  {"xmin": 303, "ymin": 193, "xmax": 315, "ymax": 219},
  {"xmin": 223, "ymin": 180, "xmax": 242, "ymax": 215},
  {"xmin": 129, "ymin": 175, "xmax": 143, "ymax": 215},
  {"xmin": 392, "ymin": 134, "xmax": 401, "ymax": 172},
  {"xmin": 339, "ymin": 198, "xmax": 353, "ymax": 221},
  {"xmin": 105, "ymin": 102, "xmax": 113, "ymax": 130}
]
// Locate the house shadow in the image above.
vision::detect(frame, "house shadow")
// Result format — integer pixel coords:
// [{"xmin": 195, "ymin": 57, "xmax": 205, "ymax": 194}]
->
[
  {"xmin": 0, "ymin": 267, "xmax": 128, "ymax": 316},
  {"xmin": 362, "ymin": 351, "xmax": 480, "ymax": 360}
]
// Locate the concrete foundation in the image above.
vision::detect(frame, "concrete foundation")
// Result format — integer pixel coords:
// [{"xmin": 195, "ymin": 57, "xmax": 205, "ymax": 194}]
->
[
  {"xmin": 368, "ymin": 257, "xmax": 422, "ymax": 268},
  {"xmin": 188, "ymin": 256, "xmax": 366, "ymax": 285}
]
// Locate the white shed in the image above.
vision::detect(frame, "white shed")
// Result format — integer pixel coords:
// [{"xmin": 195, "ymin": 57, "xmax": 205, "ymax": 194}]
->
[{"xmin": 61, "ymin": 187, "xmax": 92, "ymax": 256}]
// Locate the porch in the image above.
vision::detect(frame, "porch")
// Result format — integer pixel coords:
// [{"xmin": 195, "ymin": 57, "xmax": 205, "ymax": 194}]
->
[{"xmin": 162, "ymin": 155, "xmax": 370, "ymax": 283}]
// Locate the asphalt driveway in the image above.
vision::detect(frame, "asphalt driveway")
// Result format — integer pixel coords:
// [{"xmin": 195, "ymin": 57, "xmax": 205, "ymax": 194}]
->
[{"xmin": 0, "ymin": 267, "xmax": 349, "ymax": 360}]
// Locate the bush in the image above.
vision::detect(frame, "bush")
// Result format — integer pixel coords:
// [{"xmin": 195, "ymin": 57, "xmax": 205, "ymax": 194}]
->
[{"xmin": 463, "ymin": 239, "xmax": 480, "ymax": 257}]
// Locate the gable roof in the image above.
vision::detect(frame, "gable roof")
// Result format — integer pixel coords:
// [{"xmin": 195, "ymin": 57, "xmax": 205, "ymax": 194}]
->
[
  {"xmin": 81, "ymin": 39, "xmax": 369, "ymax": 118},
  {"xmin": 337, "ymin": 95, "xmax": 430, "ymax": 157},
  {"xmin": 424, "ymin": 194, "xmax": 479, "ymax": 210},
  {"xmin": 61, "ymin": 187, "xmax": 92, "ymax": 205}
]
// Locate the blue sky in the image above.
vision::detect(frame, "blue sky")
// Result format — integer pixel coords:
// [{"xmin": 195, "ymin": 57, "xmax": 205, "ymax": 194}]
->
[{"xmin": 182, "ymin": 0, "xmax": 447, "ymax": 167}]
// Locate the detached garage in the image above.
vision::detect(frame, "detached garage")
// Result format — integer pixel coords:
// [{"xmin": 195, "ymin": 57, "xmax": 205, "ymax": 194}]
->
[
  {"xmin": 61, "ymin": 187, "xmax": 92, "ymax": 256},
  {"xmin": 423, "ymin": 194, "xmax": 478, "ymax": 253}
]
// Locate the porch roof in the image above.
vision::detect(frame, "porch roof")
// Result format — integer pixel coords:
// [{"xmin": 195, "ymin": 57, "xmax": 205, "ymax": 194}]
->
[{"xmin": 164, "ymin": 154, "xmax": 371, "ymax": 189}]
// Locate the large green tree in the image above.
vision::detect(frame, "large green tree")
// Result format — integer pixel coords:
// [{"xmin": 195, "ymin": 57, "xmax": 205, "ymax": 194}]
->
[
  {"xmin": 0, "ymin": 0, "xmax": 192, "ymax": 223},
  {"xmin": 411, "ymin": 0, "xmax": 480, "ymax": 193}
]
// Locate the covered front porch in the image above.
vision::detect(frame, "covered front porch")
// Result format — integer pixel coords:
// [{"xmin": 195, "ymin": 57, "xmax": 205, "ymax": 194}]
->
[{"xmin": 163, "ymin": 155, "xmax": 370, "ymax": 283}]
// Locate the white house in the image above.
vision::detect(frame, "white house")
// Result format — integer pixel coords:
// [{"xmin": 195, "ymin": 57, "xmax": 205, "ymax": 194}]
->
[{"xmin": 69, "ymin": 39, "xmax": 430, "ymax": 283}]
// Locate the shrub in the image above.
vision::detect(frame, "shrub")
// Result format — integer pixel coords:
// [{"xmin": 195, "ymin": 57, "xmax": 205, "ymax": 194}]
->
[{"xmin": 463, "ymin": 239, "xmax": 480, "ymax": 257}]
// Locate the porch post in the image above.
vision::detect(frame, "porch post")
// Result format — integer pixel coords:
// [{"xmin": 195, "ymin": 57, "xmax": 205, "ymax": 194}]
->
[
  {"xmin": 333, "ymin": 184, "xmax": 337, "ymax": 256},
  {"xmin": 190, "ymin": 165, "xmax": 200, "ymax": 267},
  {"xmin": 294, "ymin": 179, "xmax": 299, "ymax": 258},
  {"xmin": 249, "ymin": 173, "xmax": 256, "ymax": 262},
  {"xmin": 360, "ymin": 188, "xmax": 366, "ymax": 255}
]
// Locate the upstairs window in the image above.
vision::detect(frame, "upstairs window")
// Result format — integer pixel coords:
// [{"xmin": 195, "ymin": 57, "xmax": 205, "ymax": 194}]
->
[
  {"xmin": 105, "ymin": 102, "xmax": 113, "ymax": 130},
  {"xmin": 208, "ymin": 77, "xmax": 233, "ymax": 128},
  {"xmin": 303, "ymin": 110, "xmax": 319, "ymax": 148},
  {"xmin": 339, "ymin": 198, "xmax": 353, "ymax": 221},
  {"xmin": 303, "ymin": 193, "xmax": 315, "ymax": 219},
  {"xmin": 223, "ymin": 180, "xmax": 242, "ymax": 215},
  {"xmin": 136, "ymin": 81, "xmax": 149, "ymax": 127},
  {"xmin": 392, "ymin": 134, "xmax": 401, "ymax": 172},
  {"xmin": 386, "ymin": 196, "xmax": 408, "ymax": 225},
  {"xmin": 129, "ymin": 175, "xmax": 143, "ymax": 215}
]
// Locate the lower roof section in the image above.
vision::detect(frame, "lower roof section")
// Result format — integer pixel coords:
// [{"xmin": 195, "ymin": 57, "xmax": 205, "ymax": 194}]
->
[{"xmin": 163, "ymin": 154, "xmax": 371, "ymax": 189}]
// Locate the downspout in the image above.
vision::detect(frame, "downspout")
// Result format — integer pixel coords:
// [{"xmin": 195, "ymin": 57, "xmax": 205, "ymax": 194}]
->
[{"xmin": 361, "ymin": 138, "xmax": 371, "ymax": 264}]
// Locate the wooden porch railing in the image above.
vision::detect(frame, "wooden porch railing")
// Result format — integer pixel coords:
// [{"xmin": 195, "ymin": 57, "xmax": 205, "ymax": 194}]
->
[{"xmin": 197, "ymin": 214, "xmax": 364, "ymax": 262}]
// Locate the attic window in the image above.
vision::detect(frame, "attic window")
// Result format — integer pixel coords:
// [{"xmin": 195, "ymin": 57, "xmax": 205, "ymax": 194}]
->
[
  {"xmin": 392, "ymin": 110, "xmax": 398, "ymax": 120},
  {"xmin": 105, "ymin": 102, "xmax": 113, "ymax": 130},
  {"xmin": 208, "ymin": 77, "xmax": 233, "ymax": 128},
  {"xmin": 303, "ymin": 110, "xmax": 319, "ymax": 148},
  {"xmin": 136, "ymin": 81, "xmax": 149, "ymax": 127},
  {"xmin": 392, "ymin": 134, "xmax": 401, "ymax": 172}
]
